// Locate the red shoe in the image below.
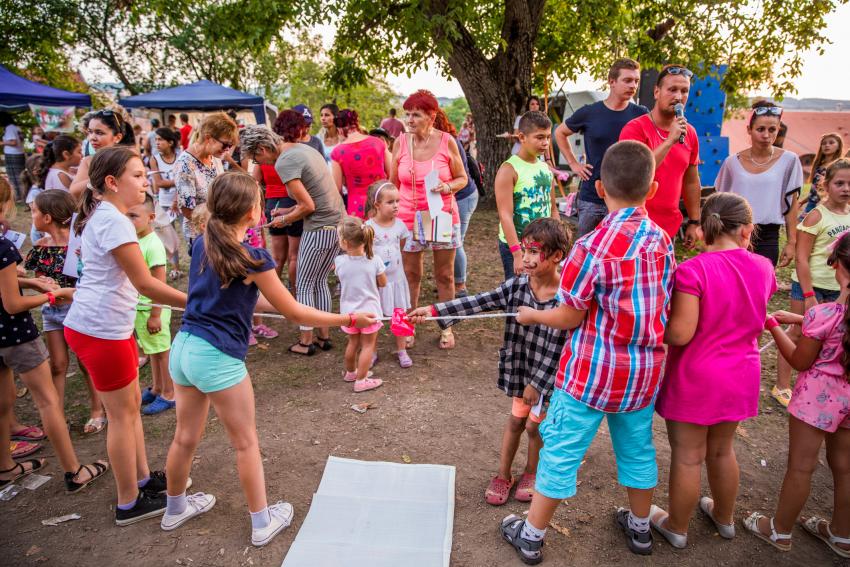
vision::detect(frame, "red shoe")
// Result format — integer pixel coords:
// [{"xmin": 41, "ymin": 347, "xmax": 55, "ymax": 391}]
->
[
  {"xmin": 514, "ymin": 472, "xmax": 536, "ymax": 502},
  {"xmin": 485, "ymin": 475, "xmax": 514, "ymax": 506}
]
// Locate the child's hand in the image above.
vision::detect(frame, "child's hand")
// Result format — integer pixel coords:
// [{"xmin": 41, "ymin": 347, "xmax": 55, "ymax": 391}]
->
[
  {"xmin": 30, "ymin": 276, "xmax": 59, "ymax": 293},
  {"xmin": 522, "ymin": 384, "xmax": 540, "ymax": 407},
  {"xmin": 515, "ymin": 306, "xmax": 537, "ymax": 326},
  {"xmin": 772, "ymin": 310, "xmax": 804, "ymax": 326},
  {"xmin": 407, "ymin": 306, "xmax": 432, "ymax": 324},
  {"xmin": 353, "ymin": 312, "xmax": 378, "ymax": 328},
  {"xmin": 804, "ymin": 296, "xmax": 817, "ymax": 312},
  {"xmin": 147, "ymin": 315, "xmax": 162, "ymax": 335},
  {"xmin": 54, "ymin": 288, "xmax": 75, "ymax": 303}
]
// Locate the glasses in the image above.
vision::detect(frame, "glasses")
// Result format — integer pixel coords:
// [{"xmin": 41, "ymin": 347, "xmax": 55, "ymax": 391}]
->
[
  {"xmin": 658, "ymin": 66, "xmax": 694, "ymax": 83},
  {"xmin": 215, "ymin": 138, "xmax": 233, "ymax": 150},
  {"xmin": 753, "ymin": 106, "xmax": 782, "ymax": 117},
  {"xmin": 93, "ymin": 109, "xmax": 122, "ymax": 128}
]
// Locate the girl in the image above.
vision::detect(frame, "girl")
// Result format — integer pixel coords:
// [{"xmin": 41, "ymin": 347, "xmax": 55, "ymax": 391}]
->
[
  {"xmin": 63, "ymin": 146, "xmax": 187, "ymax": 526},
  {"xmin": 40, "ymin": 135, "xmax": 81, "ymax": 192},
  {"xmin": 801, "ymin": 133, "xmax": 844, "ymax": 216},
  {"xmin": 365, "ymin": 181, "xmax": 413, "ymax": 367},
  {"xmin": 25, "ymin": 190, "xmax": 106, "ymax": 434},
  {"xmin": 244, "ymin": 212, "xmax": 279, "ymax": 345},
  {"xmin": 151, "ymin": 127, "xmax": 182, "ymax": 279},
  {"xmin": 650, "ymin": 193, "xmax": 777, "ymax": 548},
  {"xmin": 160, "ymin": 172, "xmax": 377, "ymax": 544},
  {"xmin": 745, "ymin": 231, "xmax": 850, "ymax": 559},
  {"xmin": 335, "ymin": 216, "xmax": 385, "ymax": 392},
  {"xmin": 70, "ymin": 108, "xmax": 135, "ymax": 197},
  {"xmin": 20, "ymin": 155, "xmax": 44, "ymax": 244},
  {"xmin": 776, "ymin": 159, "xmax": 850, "ymax": 407}
]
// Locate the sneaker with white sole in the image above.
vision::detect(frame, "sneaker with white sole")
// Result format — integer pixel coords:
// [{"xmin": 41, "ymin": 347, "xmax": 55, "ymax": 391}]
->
[
  {"xmin": 161, "ymin": 492, "xmax": 216, "ymax": 531},
  {"xmin": 115, "ymin": 491, "xmax": 166, "ymax": 526},
  {"xmin": 251, "ymin": 501, "xmax": 294, "ymax": 547}
]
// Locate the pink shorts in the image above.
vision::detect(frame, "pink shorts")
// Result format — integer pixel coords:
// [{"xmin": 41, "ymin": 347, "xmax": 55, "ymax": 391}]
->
[
  {"xmin": 512, "ymin": 397, "xmax": 545, "ymax": 424},
  {"xmin": 788, "ymin": 370, "xmax": 850, "ymax": 432},
  {"xmin": 341, "ymin": 321, "xmax": 383, "ymax": 335}
]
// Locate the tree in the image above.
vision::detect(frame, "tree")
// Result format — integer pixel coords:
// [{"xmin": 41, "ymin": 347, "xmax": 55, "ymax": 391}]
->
[
  {"xmin": 327, "ymin": 0, "xmax": 846, "ymax": 194},
  {"xmin": 442, "ymin": 97, "xmax": 470, "ymax": 131}
]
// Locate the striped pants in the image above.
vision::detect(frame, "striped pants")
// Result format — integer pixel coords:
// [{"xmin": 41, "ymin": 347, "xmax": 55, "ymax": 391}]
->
[
  {"xmin": 295, "ymin": 228, "xmax": 340, "ymax": 331},
  {"xmin": 4, "ymin": 154, "xmax": 25, "ymax": 201}
]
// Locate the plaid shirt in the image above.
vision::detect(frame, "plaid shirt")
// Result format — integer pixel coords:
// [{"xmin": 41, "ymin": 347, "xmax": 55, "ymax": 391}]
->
[
  {"xmin": 555, "ymin": 207, "xmax": 675, "ymax": 412},
  {"xmin": 434, "ymin": 275, "xmax": 569, "ymax": 399}
]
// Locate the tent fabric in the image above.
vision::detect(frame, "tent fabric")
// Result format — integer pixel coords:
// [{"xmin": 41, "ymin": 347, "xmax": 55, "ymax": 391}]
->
[
  {"xmin": 120, "ymin": 80, "xmax": 266, "ymax": 124},
  {"xmin": 0, "ymin": 65, "xmax": 91, "ymax": 110}
]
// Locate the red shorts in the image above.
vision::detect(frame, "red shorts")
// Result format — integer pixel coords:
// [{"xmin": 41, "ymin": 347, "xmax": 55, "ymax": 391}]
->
[{"xmin": 64, "ymin": 327, "xmax": 139, "ymax": 392}]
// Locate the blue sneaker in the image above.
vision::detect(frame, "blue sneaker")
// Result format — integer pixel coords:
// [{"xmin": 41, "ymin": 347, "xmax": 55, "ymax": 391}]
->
[
  {"xmin": 140, "ymin": 387, "xmax": 157, "ymax": 406},
  {"xmin": 142, "ymin": 395, "xmax": 176, "ymax": 415}
]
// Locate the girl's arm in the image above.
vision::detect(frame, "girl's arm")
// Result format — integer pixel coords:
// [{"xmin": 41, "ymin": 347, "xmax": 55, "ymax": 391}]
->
[
  {"xmin": 390, "ymin": 138, "xmax": 401, "ymax": 187},
  {"xmin": 779, "ymin": 191, "xmax": 800, "ymax": 268},
  {"xmin": 58, "ymin": 170, "xmax": 73, "ymax": 190},
  {"xmin": 376, "ymin": 272, "xmax": 387, "ymax": 288},
  {"xmin": 794, "ymin": 213, "xmax": 819, "ymax": 310},
  {"xmin": 112, "ymin": 243, "xmax": 186, "ymax": 307},
  {"xmin": 274, "ymin": 179, "xmax": 315, "ymax": 224},
  {"xmin": 70, "ymin": 156, "xmax": 92, "ymax": 198},
  {"xmin": 0, "ymin": 264, "xmax": 73, "ymax": 313},
  {"xmin": 769, "ymin": 324, "xmax": 822, "ymax": 371},
  {"xmin": 152, "ymin": 169, "xmax": 175, "ymax": 190},
  {"xmin": 664, "ymin": 291, "xmax": 700, "ymax": 346}
]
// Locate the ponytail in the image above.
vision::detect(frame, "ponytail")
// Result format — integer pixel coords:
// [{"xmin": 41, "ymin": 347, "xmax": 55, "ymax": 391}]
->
[
  {"xmin": 39, "ymin": 135, "xmax": 80, "ymax": 189},
  {"xmin": 700, "ymin": 192, "xmax": 753, "ymax": 245},
  {"xmin": 363, "ymin": 224, "xmax": 375, "ymax": 259},
  {"xmin": 75, "ymin": 146, "xmax": 137, "ymax": 235},
  {"xmin": 337, "ymin": 215, "xmax": 376, "ymax": 258}
]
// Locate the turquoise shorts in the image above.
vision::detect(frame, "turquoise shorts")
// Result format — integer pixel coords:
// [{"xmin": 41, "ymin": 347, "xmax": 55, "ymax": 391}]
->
[
  {"xmin": 535, "ymin": 390, "xmax": 657, "ymax": 500},
  {"xmin": 169, "ymin": 331, "xmax": 247, "ymax": 393}
]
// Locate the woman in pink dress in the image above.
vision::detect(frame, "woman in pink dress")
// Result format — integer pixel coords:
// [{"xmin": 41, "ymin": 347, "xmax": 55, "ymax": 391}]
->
[{"xmin": 330, "ymin": 109, "xmax": 391, "ymax": 219}]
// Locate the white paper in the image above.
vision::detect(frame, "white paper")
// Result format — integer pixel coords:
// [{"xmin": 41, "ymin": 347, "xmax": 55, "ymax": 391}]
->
[
  {"xmin": 530, "ymin": 393, "xmax": 544, "ymax": 419},
  {"xmin": 62, "ymin": 214, "xmax": 82, "ymax": 279},
  {"xmin": 423, "ymin": 168, "xmax": 445, "ymax": 217},
  {"xmin": 5, "ymin": 230, "xmax": 26, "ymax": 250},
  {"xmin": 431, "ymin": 211, "xmax": 453, "ymax": 243}
]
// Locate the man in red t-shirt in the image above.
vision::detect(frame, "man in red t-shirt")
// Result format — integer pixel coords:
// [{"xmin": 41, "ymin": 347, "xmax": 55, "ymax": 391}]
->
[
  {"xmin": 179, "ymin": 113, "xmax": 193, "ymax": 149},
  {"xmin": 619, "ymin": 65, "xmax": 701, "ymax": 246},
  {"xmin": 379, "ymin": 108, "xmax": 405, "ymax": 139}
]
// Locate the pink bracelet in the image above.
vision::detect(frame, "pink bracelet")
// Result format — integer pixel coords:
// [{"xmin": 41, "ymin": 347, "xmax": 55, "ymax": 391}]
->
[
  {"xmin": 509, "ymin": 244, "xmax": 521, "ymax": 253},
  {"xmin": 765, "ymin": 316, "xmax": 780, "ymax": 330}
]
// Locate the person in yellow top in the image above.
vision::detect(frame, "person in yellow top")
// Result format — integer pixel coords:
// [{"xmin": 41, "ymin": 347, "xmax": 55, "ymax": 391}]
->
[{"xmin": 774, "ymin": 158, "xmax": 850, "ymax": 407}]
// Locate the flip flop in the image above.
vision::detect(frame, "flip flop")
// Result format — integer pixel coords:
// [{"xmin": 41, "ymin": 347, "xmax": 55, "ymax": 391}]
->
[
  {"xmin": 83, "ymin": 416, "xmax": 107, "ymax": 435},
  {"xmin": 801, "ymin": 516, "xmax": 850, "ymax": 558},
  {"xmin": 10, "ymin": 441, "xmax": 41, "ymax": 459},
  {"xmin": 0, "ymin": 458, "xmax": 46, "ymax": 488},
  {"xmin": 65, "ymin": 460, "xmax": 109, "ymax": 494},
  {"xmin": 11, "ymin": 425, "xmax": 46, "ymax": 441}
]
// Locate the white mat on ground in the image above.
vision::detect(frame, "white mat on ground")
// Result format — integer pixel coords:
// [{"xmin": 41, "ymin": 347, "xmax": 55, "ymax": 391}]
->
[{"xmin": 282, "ymin": 456, "xmax": 455, "ymax": 567}]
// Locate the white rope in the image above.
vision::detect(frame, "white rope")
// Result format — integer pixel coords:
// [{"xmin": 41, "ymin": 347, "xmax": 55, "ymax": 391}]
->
[{"xmin": 759, "ymin": 325, "xmax": 793, "ymax": 353}]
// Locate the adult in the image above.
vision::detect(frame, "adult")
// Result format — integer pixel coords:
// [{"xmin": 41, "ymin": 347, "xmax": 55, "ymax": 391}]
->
[
  {"xmin": 292, "ymin": 104, "xmax": 326, "ymax": 157},
  {"xmin": 510, "ymin": 96, "xmax": 540, "ymax": 155},
  {"xmin": 380, "ymin": 108, "xmax": 406, "ymax": 139},
  {"xmin": 240, "ymin": 121, "xmax": 344, "ymax": 357},
  {"xmin": 716, "ymin": 101, "xmax": 802, "ymax": 266},
  {"xmin": 391, "ymin": 90, "xmax": 468, "ymax": 349},
  {"xmin": 174, "ymin": 113, "xmax": 238, "ymax": 250},
  {"xmin": 434, "ymin": 109, "xmax": 479, "ymax": 296},
  {"xmin": 167, "ymin": 114, "xmax": 179, "ymax": 133},
  {"xmin": 620, "ymin": 64, "xmax": 701, "ymax": 245},
  {"xmin": 317, "ymin": 103, "xmax": 342, "ymax": 161},
  {"xmin": 555, "ymin": 58, "xmax": 648, "ymax": 237},
  {"xmin": 70, "ymin": 108, "xmax": 136, "ymax": 198},
  {"xmin": 331, "ymin": 109, "xmax": 391, "ymax": 218},
  {"xmin": 0, "ymin": 112, "xmax": 26, "ymax": 202},
  {"xmin": 179, "ymin": 113, "xmax": 193, "ymax": 149},
  {"xmin": 458, "ymin": 113, "xmax": 476, "ymax": 152},
  {"xmin": 144, "ymin": 117, "xmax": 161, "ymax": 159}
]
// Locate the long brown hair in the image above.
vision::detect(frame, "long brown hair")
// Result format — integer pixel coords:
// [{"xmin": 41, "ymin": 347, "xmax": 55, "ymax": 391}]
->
[
  {"xmin": 34, "ymin": 190, "xmax": 75, "ymax": 227},
  {"xmin": 74, "ymin": 146, "xmax": 138, "ymax": 235},
  {"xmin": 826, "ymin": 231, "xmax": 850, "ymax": 378},
  {"xmin": 338, "ymin": 215, "xmax": 376, "ymax": 259},
  {"xmin": 203, "ymin": 172, "xmax": 265, "ymax": 287},
  {"xmin": 700, "ymin": 192, "xmax": 753, "ymax": 245},
  {"xmin": 810, "ymin": 133, "xmax": 844, "ymax": 184}
]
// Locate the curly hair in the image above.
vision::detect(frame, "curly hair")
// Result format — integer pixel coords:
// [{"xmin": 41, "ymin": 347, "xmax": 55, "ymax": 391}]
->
[
  {"xmin": 274, "ymin": 110, "xmax": 307, "ymax": 143},
  {"xmin": 433, "ymin": 109, "xmax": 457, "ymax": 137}
]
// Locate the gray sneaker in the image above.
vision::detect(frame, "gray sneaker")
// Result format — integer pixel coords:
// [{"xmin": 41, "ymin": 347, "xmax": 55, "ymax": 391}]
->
[
  {"xmin": 616, "ymin": 507, "xmax": 653, "ymax": 555},
  {"xmin": 500, "ymin": 514, "xmax": 543, "ymax": 565},
  {"xmin": 251, "ymin": 501, "xmax": 294, "ymax": 547}
]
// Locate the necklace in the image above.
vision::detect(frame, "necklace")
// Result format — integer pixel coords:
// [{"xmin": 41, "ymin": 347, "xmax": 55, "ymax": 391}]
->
[
  {"xmin": 648, "ymin": 114, "xmax": 668, "ymax": 140},
  {"xmin": 748, "ymin": 146, "xmax": 775, "ymax": 167}
]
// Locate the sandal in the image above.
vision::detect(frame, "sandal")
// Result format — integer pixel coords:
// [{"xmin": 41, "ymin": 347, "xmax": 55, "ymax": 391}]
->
[
  {"xmin": 743, "ymin": 512, "xmax": 791, "ymax": 551},
  {"xmin": 485, "ymin": 475, "xmax": 514, "ymax": 506},
  {"xmin": 11, "ymin": 425, "xmax": 46, "ymax": 442},
  {"xmin": 0, "ymin": 458, "xmax": 46, "ymax": 488},
  {"xmin": 11, "ymin": 441, "xmax": 41, "ymax": 459},
  {"xmin": 83, "ymin": 416, "xmax": 107, "ymax": 435},
  {"xmin": 288, "ymin": 341, "xmax": 316, "ymax": 356},
  {"xmin": 514, "ymin": 472, "xmax": 536, "ymax": 502},
  {"xmin": 801, "ymin": 516, "xmax": 850, "ymax": 558},
  {"xmin": 313, "ymin": 336, "xmax": 333, "ymax": 351},
  {"xmin": 439, "ymin": 328, "xmax": 455, "ymax": 350},
  {"xmin": 699, "ymin": 496, "xmax": 735, "ymax": 539},
  {"xmin": 770, "ymin": 386, "xmax": 792, "ymax": 408},
  {"xmin": 65, "ymin": 460, "xmax": 109, "ymax": 494}
]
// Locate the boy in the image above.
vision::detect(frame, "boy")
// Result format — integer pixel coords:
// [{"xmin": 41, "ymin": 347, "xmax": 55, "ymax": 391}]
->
[
  {"xmin": 128, "ymin": 193, "xmax": 176, "ymax": 415},
  {"xmin": 499, "ymin": 141, "xmax": 676, "ymax": 564},
  {"xmin": 495, "ymin": 111, "xmax": 558, "ymax": 280},
  {"xmin": 409, "ymin": 218, "xmax": 571, "ymax": 507}
]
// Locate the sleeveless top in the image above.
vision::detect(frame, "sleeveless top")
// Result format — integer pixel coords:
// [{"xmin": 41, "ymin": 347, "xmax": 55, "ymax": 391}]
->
[
  {"xmin": 259, "ymin": 164, "xmax": 287, "ymax": 199},
  {"xmin": 396, "ymin": 131, "xmax": 459, "ymax": 229},
  {"xmin": 44, "ymin": 168, "xmax": 72, "ymax": 191},
  {"xmin": 498, "ymin": 154, "xmax": 553, "ymax": 243}
]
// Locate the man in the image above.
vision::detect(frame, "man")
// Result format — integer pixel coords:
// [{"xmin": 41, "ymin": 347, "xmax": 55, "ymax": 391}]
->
[
  {"xmin": 555, "ymin": 58, "xmax": 648, "ymax": 237},
  {"xmin": 380, "ymin": 108, "xmax": 405, "ymax": 139},
  {"xmin": 179, "ymin": 113, "xmax": 192, "ymax": 149},
  {"xmin": 619, "ymin": 64, "xmax": 701, "ymax": 246},
  {"xmin": 144, "ymin": 117, "xmax": 160, "ymax": 159}
]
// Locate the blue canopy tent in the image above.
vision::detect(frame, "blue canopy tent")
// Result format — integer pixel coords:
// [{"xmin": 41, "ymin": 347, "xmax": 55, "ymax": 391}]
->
[
  {"xmin": 0, "ymin": 65, "xmax": 92, "ymax": 109},
  {"xmin": 120, "ymin": 80, "xmax": 266, "ymax": 124}
]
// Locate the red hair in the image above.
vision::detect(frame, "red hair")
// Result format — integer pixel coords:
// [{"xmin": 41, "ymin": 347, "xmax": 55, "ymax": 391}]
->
[
  {"xmin": 273, "ymin": 110, "xmax": 307, "ymax": 143},
  {"xmin": 433, "ymin": 109, "xmax": 457, "ymax": 137},
  {"xmin": 403, "ymin": 90, "xmax": 439, "ymax": 116},
  {"xmin": 335, "ymin": 109, "xmax": 360, "ymax": 131}
]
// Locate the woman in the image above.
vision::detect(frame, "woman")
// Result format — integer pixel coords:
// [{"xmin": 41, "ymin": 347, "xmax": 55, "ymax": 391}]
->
[
  {"xmin": 317, "ymin": 103, "xmax": 342, "ymax": 161},
  {"xmin": 0, "ymin": 112, "xmax": 26, "ymax": 202},
  {"xmin": 331, "ymin": 109, "xmax": 391, "ymax": 218},
  {"xmin": 240, "ymin": 120, "xmax": 344, "ymax": 356},
  {"xmin": 70, "ymin": 108, "xmax": 136, "ymax": 198},
  {"xmin": 459, "ymin": 113, "xmax": 475, "ymax": 152},
  {"xmin": 151, "ymin": 127, "xmax": 183, "ymax": 278},
  {"xmin": 800, "ymin": 132, "xmax": 844, "ymax": 216},
  {"xmin": 391, "ymin": 90, "xmax": 468, "ymax": 349},
  {"xmin": 511, "ymin": 96, "xmax": 540, "ymax": 155},
  {"xmin": 174, "ymin": 113, "xmax": 238, "ymax": 251}
]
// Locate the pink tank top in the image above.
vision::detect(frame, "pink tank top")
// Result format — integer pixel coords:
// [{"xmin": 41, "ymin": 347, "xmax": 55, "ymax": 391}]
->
[{"xmin": 397, "ymin": 131, "xmax": 459, "ymax": 229}]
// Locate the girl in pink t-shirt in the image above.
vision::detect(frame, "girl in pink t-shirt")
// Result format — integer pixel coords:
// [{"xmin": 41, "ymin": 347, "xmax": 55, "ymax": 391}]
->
[
  {"xmin": 745, "ymin": 231, "xmax": 850, "ymax": 559},
  {"xmin": 650, "ymin": 193, "xmax": 777, "ymax": 549}
]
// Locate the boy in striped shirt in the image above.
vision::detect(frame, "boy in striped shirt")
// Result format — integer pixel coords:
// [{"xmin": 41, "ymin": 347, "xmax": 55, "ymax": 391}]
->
[{"xmin": 500, "ymin": 141, "xmax": 677, "ymax": 563}]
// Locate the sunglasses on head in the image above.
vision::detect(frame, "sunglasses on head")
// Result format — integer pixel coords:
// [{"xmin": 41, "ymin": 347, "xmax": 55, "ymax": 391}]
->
[
  {"xmin": 753, "ymin": 106, "xmax": 782, "ymax": 117},
  {"xmin": 658, "ymin": 66, "xmax": 694, "ymax": 81},
  {"xmin": 93, "ymin": 109, "xmax": 122, "ymax": 127}
]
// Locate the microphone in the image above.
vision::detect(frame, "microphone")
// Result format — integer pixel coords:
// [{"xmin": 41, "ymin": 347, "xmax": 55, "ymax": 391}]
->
[{"xmin": 674, "ymin": 103, "xmax": 686, "ymax": 144}]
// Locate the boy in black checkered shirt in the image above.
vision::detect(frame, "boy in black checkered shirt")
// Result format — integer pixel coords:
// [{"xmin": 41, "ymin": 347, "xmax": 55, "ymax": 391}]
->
[{"xmin": 409, "ymin": 217, "xmax": 570, "ymax": 507}]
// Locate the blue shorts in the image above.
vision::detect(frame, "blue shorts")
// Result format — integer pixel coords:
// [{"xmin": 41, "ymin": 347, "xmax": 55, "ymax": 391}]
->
[
  {"xmin": 535, "ymin": 390, "xmax": 657, "ymax": 500},
  {"xmin": 41, "ymin": 303, "xmax": 71, "ymax": 333},
  {"xmin": 169, "ymin": 331, "xmax": 247, "ymax": 393},
  {"xmin": 790, "ymin": 280, "xmax": 840, "ymax": 302}
]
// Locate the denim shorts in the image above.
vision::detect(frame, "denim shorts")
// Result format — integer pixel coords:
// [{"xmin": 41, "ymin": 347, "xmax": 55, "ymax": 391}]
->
[
  {"xmin": 41, "ymin": 303, "xmax": 72, "ymax": 333},
  {"xmin": 169, "ymin": 331, "xmax": 247, "ymax": 393},
  {"xmin": 790, "ymin": 280, "xmax": 840, "ymax": 303},
  {"xmin": 535, "ymin": 390, "xmax": 658, "ymax": 500}
]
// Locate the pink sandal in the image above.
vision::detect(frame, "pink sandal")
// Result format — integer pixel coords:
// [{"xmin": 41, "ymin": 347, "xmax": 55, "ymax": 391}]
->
[
  {"xmin": 514, "ymin": 472, "xmax": 536, "ymax": 502},
  {"xmin": 343, "ymin": 370, "xmax": 373, "ymax": 382},
  {"xmin": 11, "ymin": 425, "xmax": 46, "ymax": 441},
  {"xmin": 485, "ymin": 476, "xmax": 515, "ymax": 506}
]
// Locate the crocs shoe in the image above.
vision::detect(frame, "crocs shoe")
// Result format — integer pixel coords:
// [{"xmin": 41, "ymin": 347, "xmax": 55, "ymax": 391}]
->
[
  {"xmin": 514, "ymin": 473, "xmax": 535, "ymax": 502},
  {"xmin": 397, "ymin": 350, "xmax": 413, "ymax": 368},
  {"xmin": 142, "ymin": 395, "xmax": 176, "ymax": 415},
  {"xmin": 141, "ymin": 387, "xmax": 157, "ymax": 406},
  {"xmin": 252, "ymin": 324, "xmax": 279, "ymax": 339},
  {"xmin": 771, "ymin": 386, "xmax": 792, "ymax": 408},
  {"xmin": 500, "ymin": 514, "xmax": 543, "ymax": 565},
  {"xmin": 353, "ymin": 377, "xmax": 383, "ymax": 393},
  {"xmin": 485, "ymin": 476, "xmax": 514, "ymax": 506}
]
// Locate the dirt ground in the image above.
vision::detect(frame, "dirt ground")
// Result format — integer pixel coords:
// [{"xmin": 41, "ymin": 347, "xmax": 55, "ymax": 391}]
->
[{"xmin": 2, "ymin": 202, "xmax": 849, "ymax": 566}]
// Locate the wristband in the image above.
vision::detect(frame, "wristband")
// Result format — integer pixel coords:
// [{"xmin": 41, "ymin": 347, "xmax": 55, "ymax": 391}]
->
[
  {"xmin": 348, "ymin": 312, "xmax": 357, "ymax": 328},
  {"xmin": 765, "ymin": 316, "xmax": 780, "ymax": 330},
  {"xmin": 509, "ymin": 244, "xmax": 521, "ymax": 253},
  {"xmin": 430, "ymin": 305, "xmax": 438, "ymax": 317},
  {"xmin": 45, "ymin": 292, "xmax": 56, "ymax": 306},
  {"xmin": 802, "ymin": 290, "xmax": 816, "ymax": 299},
  {"xmin": 686, "ymin": 219, "xmax": 700, "ymax": 226}
]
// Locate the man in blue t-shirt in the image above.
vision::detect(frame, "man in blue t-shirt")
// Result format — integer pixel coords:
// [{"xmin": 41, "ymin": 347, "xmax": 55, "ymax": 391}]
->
[{"xmin": 555, "ymin": 58, "xmax": 648, "ymax": 236}]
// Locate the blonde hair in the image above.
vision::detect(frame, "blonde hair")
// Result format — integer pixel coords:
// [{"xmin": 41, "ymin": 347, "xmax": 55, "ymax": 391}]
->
[
  {"xmin": 364, "ymin": 180, "xmax": 398, "ymax": 217},
  {"xmin": 338, "ymin": 215, "xmax": 376, "ymax": 259},
  {"xmin": 190, "ymin": 203, "xmax": 210, "ymax": 235},
  {"xmin": 196, "ymin": 113, "xmax": 239, "ymax": 147}
]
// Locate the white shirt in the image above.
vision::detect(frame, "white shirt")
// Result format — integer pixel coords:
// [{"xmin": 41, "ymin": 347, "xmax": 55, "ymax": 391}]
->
[
  {"xmin": 44, "ymin": 168, "xmax": 72, "ymax": 191},
  {"xmin": 64, "ymin": 202, "xmax": 140, "ymax": 339},
  {"xmin": 154, "ymin": 154, "xmax": 178, "ymax": 207},
  {"xmin": 3, "ymin": 125, "xmax": 23, "ymax": 155},
  {"xmin": 715, "ymin": 151, "xmax": 804, "ymax": 225},
  {"xmin": 334, "ymin": 254, "xmax": 386, "ymax": 315}
]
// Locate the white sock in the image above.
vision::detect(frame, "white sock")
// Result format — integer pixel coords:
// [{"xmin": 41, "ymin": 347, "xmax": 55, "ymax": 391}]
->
[
  {"xmin": 628, "ymin": 511, "xmax": 650, "ymax": 533},
  {"xmin": 521, "ymin": 519, "xmax": 547, "ymax": 541}
]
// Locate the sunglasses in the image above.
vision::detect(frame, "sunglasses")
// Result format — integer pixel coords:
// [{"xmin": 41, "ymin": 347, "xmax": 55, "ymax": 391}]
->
[
  {"xmin": 93, "ymin": 109, "xmax": 122, "ymax": 128},
  {"xmin": 752, "ymin": 106, "xmax": 782, "ymax": 117},
  {"xmin": 215, "ymin": 138, "xmax": 233, "ymax": 150},
  {"xmin": 657, "ymin": 66, "xmax": 694, "ymax": 84}
]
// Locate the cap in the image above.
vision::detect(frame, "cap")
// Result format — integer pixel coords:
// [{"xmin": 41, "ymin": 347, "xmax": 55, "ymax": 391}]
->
[{"xmin": 292, "ymin": 104, "xmax": 313, "ymax": 125}]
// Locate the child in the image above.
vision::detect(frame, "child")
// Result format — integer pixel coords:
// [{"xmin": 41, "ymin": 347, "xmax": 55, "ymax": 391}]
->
[
  {"xmin": 191, "ymin": 203, "xmax": 210, "ymax": 236},
  {"xmin": 128, "ymin": 193, "xmax": 176, "ymax": 415},
  {"xmin": 244, "ymin": 211, "xmax": 279, "ymax": 344},
  {"xmin": 25, "ymin": 190, "xmax": 107, "ymax": 434},
  {"xmin": 776, "ymin": 158, "xmax": 850, "ymax": 407},
  {"xmin": 499, "ymin": 141, "xmax": 675, "ymax": 563},
  {"xmin": 365, "ymin": 181, "xmax": 413, "ymax": 367},
  {"xmin": 63, "ymin": 146, "xmax": 188, "ymax": 526},
  {"xmin": 39, "ymin": 134, "xmax": 81, "ymax": 192},
  {"xmin": 745, "ymin": 231, "xmax": 850, "ymax": 559},
  {"xmin": 495, "ymin": 111, "xmax": 557, "ymax": 279},
  {"xmin": 335, "ymin": 216, "xmax": 386, "ymax": 393},
  {"xmin": 649, "ymin": 193, "xmax": 777, "ymax": 548},
  {"xmin": 150, "ymin": 127, "xmax": 182, "ymax": 279},
  {"xmin": 160, "ymin": 172, "xmax": 377, "ymax": 544},
  {"xmin": 20, "ymin": 154, "xmax": 44, "ymax": 244},
  {"xmin": 800, "ymin": 132, "xmax": 843, "ymax": 216},
  {"xmin": 409, "ymin": 218, "xmax": 570, "ymax": 506}
]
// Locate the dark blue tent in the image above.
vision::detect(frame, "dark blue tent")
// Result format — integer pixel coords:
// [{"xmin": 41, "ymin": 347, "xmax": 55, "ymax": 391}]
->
[
  {"xmin": 120, "ymin": 80, "xmax": 266, "ymax": 124},
  {"xmin": 0, "ymin": 65, "xmax": 92, "ymax": 109}
]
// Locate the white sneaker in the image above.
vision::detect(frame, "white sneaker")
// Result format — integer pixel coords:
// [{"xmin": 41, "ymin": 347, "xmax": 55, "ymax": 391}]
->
[
  {"xmin": 251, "ymin": 501, "xmax": 294, "ymax": 547},
  {"xmin": 161, "ymin": 492, "xmax": 216, "ymax": 531}
]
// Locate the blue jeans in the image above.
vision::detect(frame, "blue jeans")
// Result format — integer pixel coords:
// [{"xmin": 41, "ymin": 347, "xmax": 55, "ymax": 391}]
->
[
  {"xmin": 576, "ymin": 198, "xmax": 609, "ymax": 238},
  {"xmin": 453, "ymin": 191, "xmax": 479, "ymax": 285},
  {"xmin": 498, "ymin": 240, "xmax": 514, "ymax": 281}
]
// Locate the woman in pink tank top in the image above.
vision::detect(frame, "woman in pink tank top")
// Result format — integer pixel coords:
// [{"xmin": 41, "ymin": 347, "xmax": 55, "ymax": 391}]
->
[{"xmin": 390, "ymin": 89, "xmax": 468, "ymax": 349}]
